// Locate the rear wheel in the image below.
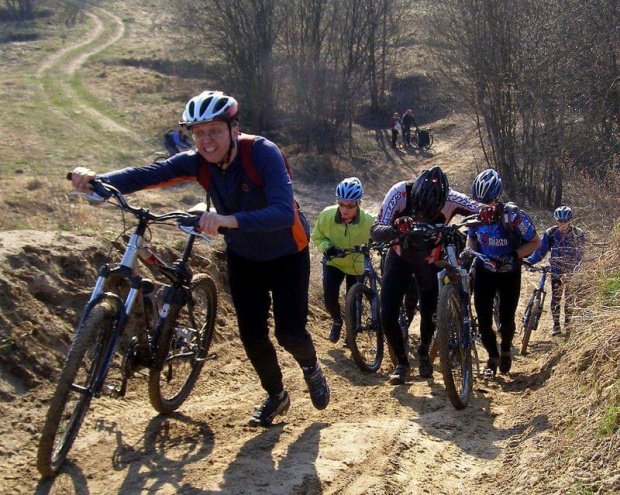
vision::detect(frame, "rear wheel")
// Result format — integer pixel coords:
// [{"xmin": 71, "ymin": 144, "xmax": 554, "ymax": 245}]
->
[
  {"xmin": 344, "ymin": 283, "xmax": 384, "ymax": 373},
  {"xmin": 37, "ymin": 296, "xmax": 119, "ymax": 476},
  {"xmin": 436, "ymin": 284, "xmax": 472, "ymax": 410},
  {"xmin": 148, "ymin": 275, "xmax": 217, "ymax": 414},
  {"xmin": 521, "ymin": 294, "xmax": 540, "ymax": 355}
]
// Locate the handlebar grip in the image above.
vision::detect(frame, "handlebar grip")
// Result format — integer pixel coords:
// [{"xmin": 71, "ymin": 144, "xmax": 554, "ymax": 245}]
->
[{"xmin": 66, "ymin": 172, "xmax": 73, "ymax": 180}]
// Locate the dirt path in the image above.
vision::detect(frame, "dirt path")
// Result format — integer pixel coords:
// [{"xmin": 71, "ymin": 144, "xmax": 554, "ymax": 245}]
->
[
  {"xmin": 36, "ymin": 7, "xmax": 137, "ymax": 138},
  {"xmin": 0, "ymin": 6, "xmax": 567, "ymax": 495}
]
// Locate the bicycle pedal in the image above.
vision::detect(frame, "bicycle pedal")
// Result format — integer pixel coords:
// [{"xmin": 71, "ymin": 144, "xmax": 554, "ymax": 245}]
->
[
  {"xmin": 195, "ymin": 353, "xmax": 217, "ymax": 363},
  {"xmin": 102, "ymin": 380, "xmax": 123, "ymax": 398}
]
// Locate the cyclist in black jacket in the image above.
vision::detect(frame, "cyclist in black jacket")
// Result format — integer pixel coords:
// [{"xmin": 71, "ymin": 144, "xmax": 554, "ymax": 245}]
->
[{"xmin": 371, "ymin": 166, "xmax": 482, "ymax": 384}]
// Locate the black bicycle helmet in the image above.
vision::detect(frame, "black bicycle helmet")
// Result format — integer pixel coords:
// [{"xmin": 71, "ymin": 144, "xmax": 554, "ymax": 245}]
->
[{"xmin": 411, "ymin": 166, "xmax": 449, "ymax": 219}]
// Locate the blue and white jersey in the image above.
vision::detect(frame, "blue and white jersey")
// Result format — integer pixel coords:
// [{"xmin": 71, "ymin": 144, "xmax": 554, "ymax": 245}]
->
[
  {"xmin": 468, "ymin": 204, "xmax": 537, "ymax": 271},
  {"xmin": 526, "ymin": 225, "xmax": 585, "ymax": 275}
]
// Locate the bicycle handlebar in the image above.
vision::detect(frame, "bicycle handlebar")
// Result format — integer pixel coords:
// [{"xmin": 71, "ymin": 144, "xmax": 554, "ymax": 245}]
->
[
  {"xmin": 66, "ymin": 173, "xmax": 227, "ymax": 235},
  {"xmin": 522, "ymin": 260, "xmax": 551, "ymax": 273}
]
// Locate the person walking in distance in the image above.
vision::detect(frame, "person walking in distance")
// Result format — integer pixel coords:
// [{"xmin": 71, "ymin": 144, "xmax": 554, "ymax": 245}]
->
[
  {"xmin": 401, "ymin": 109, "xmax": 418, "ymax": 148},
  {"xmin": 371, "ymin": 166, "xmax": 482, "ymax": 384},
  {"xmin": 390, "ymin": 113, "xmax": 401, "ymax": 149},
  {"xmin": 466, "ymin": 169, "xmax": 541, "ymax": 375},
  {"xmin": 70, "ymin": 90, "xmax": 330, "ymax": 427},
  {"xmin": 311, "ymin": 177, "xmax": 375, "ymax": 344},
  {"xmin": 525, "ymin": 206, "xmax": 585, "ymax": 335}
]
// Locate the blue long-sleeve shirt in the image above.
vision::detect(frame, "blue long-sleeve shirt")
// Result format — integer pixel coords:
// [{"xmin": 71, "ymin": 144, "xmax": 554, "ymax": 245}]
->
[
  {"xmin": 99, "ymin": 135, "xmax": 309, "ymax": 261},
  {"xmin": 526, "ymin": 225, "xmax": 585, "ymax": 275}
]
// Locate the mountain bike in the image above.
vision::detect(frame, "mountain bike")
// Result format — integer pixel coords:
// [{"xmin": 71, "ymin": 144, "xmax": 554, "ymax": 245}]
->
[
  {"xmin": 403, "ymin": 217, "xmax": 489, "ymax": 409},
  {"xmin": 341, "ymin": 243, "xmax": 390, "ymax": 372},
  {"xmin": 520, "ymin": 261, "xmax": 551, "ymax": 355},
  {"xmin": 412, "ymin": 127, "xmax": 434, "ymax": 150},
  {"xmin": 37, "ymin": 178, "xmax": 217, "ymax": 477}
]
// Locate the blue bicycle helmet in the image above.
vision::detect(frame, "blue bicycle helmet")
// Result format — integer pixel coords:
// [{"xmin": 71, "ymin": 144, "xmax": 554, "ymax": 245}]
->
[
  {"xmin": 472, "ymin": 169, "xmax": 503, "ymax": 203},
  {"xmin": 554, "ymin": 206, "xmax": 573, "ymax": 221},
  {"xmin": 336, "ymin": 177, "xmax": 364, "ymax": 201}
]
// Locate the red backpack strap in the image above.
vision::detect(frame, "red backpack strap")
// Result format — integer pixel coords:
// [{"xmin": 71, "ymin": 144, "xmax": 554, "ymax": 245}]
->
[
  {"xmin": 238, "ymin": 134, "xmax": 264, "ymax": 187},
  {"xmin": 238, "ymin": 133, "xmax": 293, "ymax": 187},
  {"xmin": 197, "ymin": 155, "xmax": 212, "ymax": 191}
]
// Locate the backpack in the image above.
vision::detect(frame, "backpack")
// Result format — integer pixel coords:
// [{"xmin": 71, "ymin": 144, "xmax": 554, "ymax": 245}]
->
[
  {"xmin": 197, "ymin": 133, "xmax": 293, "ymax": 190},
  {"xmin": 500, "ymin": 201, "xmax": 529, "ymax": 248}
]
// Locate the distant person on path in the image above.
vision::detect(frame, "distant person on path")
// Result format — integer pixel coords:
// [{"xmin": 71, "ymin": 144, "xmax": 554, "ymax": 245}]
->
[
  {"xmin": 526, "ymin": 206, "xmax": 585, "ymax": 335},
  {"xmin": 371, "ymin": 166, "xmax": 482, "ymax": 384},
  {"xmin": 70, "ymin": 90, "xmax": 330, "ymax": 428},
  {"xmin": 390, "ymin": 113, "xmax": 401, "ymax": 149},
  {"xmin": 401, "ymin": 109, "xmax": 418, "ymax": 147},
  {"xmin": 311, "ymin": 177, "xmax": 375, "ymax": 344},
  {"xmin": 164, "ymin": 128, "xmax": 192, "ymax": 156},
  {"xmin": 466, "ymin": 169, "xmax": 540, "ymax": 376}
]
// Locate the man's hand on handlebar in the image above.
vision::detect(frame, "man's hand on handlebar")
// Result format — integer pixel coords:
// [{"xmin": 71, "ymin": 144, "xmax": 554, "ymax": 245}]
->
[
  {"xmin": 198, "ymin": 212, "xmax": 238, "ymax": 236},
  {"xmin": 393, "ymin": 216, "xmax": 415, "ymax": 235},
  {"xmin": 70, "ymin": 167, "xmax": 97, "ymax": 193}
]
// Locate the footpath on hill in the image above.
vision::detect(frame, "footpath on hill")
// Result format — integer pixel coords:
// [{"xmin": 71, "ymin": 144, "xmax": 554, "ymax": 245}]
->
[{"xmin": 1, "ymin": 4, "xmax": 610, "ymax": 494}]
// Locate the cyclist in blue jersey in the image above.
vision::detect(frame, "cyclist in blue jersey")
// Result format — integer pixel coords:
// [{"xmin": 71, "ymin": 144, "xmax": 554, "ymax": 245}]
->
[
  {"xmin": 371, "ymin": 166, "xmax": 483, "ymax": 384},
  {"xmin": 525, "ymin": 206, "xmax": 585, "ymax": 335},
  {"xmin": 311, "ymin": 178, "xmax": 375, "ymax": 344},
  {"xmin": 71, "ymin": 90, "xmax": 329, "ymax": 427},
  {"xmin": 465, "ymin": 169, "xmax": 540, "ymax": 375}
]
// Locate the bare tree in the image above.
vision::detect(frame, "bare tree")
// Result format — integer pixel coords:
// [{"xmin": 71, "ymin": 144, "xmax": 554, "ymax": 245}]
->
[
  {"xmin": 4, "ymin": 0, "xmax": 38, "ymax": 20},
  {"xmin": 173, "ymin": 0, "xmax": 280, "ymax": 132}
]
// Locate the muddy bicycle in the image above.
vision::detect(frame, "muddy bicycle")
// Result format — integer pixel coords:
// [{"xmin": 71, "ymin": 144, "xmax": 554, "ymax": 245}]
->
[
  {"xmin": 403, "ymin": 217, "xmax": 492, "ymax": 409},
  {"xmin": 37, "ymin": 178, "xmax": 217, "ymax": 477},
  {"xmin": 520, "ymin": 261, "xmax": 551, "ymax": 355},
  {"xmin": 339, "ymin": 244, "xmax": 385, "ymax": 372}
]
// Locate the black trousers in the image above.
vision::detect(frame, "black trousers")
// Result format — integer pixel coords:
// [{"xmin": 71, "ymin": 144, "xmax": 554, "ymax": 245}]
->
[
  {"xmin": 381, "ymin": 249, "xmax": 436, "ymax": 366},
  {"xmin": 227, "ymin": 247, "xmax": 317, "ymax": 396},
  {"xmin": 473, "ymin": 262, "xmax": 522, "ymax": 358},
  {"xmin": 322, "ymin": 264, "xmax": 358, "ymax": 323}
]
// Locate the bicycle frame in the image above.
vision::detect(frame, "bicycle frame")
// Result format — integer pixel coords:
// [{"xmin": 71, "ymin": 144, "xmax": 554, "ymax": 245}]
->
[{"xmin": 71, "ymin": 185, "xmax": 208, "ymax": 400}]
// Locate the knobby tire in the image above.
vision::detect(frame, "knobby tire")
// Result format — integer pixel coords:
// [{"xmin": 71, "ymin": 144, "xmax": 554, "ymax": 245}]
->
[
  {"xmin": 521, "ymin": 295, "xmax": 540, "ymax": 356},
  {"xmin": 436, "ymin": 283, "xmax": 472, "ymax": 410},
  {"xmin": 37, "ymin": 296, "xmax": 119, "ymax": 477},
  {"xmin": 344, "ymin": 283, "xmax": 383, "ymax": 373},
  {"xmin": 148, "ymin": 274, "xmax": 217, "ymax": 414}
]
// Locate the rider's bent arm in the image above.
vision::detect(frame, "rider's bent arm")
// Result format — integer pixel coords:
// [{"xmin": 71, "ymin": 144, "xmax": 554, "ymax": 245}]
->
[
  {"xmin": 310, "ymin": 214, "xmax": 332, "ymax": 254},
  {"xmin": 466, "ymin": 234, "xmax": 478, "ymax": 251},
  {"xmin": 517, "ymin": 233, "xmax": 541, "ymax": 260},
  {"xmin": 525, "ymin": 230, "xmax": 550, "ymax": 264},
  {"xmin": 371, "ymin": 182, "xmax": 408, "ymax": 243}
]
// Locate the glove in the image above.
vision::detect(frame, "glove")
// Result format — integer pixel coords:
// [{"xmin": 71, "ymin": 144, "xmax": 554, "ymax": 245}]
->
[
  {"xmin": 393, "ymin": 216, "xmax": 415, "ymax": 235},
  {"xmin": 325, "ymin": 245, "xmax": 343, "ymax": 259},
  {"xmin": 480, "ymin": 205, "xmax": 499, "ymax": 224},
  {"xmin": 459, "ymin": 248, "xmax": 475, "ymax": 269},
  {"xmin": 497, "ymin": 251, "xmax": 519, "ymax": 272}
]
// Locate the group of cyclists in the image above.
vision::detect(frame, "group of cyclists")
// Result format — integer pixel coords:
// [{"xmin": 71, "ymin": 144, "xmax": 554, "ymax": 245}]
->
[{"xmin": 70, "ymin": 89, "xmax": 585, "ymax": 428}]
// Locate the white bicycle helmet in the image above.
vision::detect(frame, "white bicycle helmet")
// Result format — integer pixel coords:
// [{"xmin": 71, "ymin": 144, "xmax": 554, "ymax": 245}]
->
[
  {"xmin": 180, "ymin": 91, "xmax": 239, "ymax": 127},
  {"xmin": 336, "ymin": 177, "xmax": 364, "ymax": 201},
  {"xmin": 472, "ymin": 169, "xmax": 503, "ymax": 203},
  {"xmin": 554, "ymin": 206, "xmax": 573, "ymax": 221}
]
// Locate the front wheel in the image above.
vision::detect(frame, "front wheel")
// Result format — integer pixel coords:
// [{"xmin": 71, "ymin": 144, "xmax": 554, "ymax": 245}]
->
[
  {"xmin": 436, "ymin": 284, "xmax": 472, "ymax": 410},
  {"xmin": 148, "ymin": 274, "xmax": 217, "ymax": 414},
  {"xmin": 344, "ymin": 283, "xmax": 384, "ymax": 373},
  {"xmin": 37, "ymin": 296, "xmax": 120, "ymax": 476},
  {"xmin": 521, "ymin": 294, "xmax": 540, "ymax": 355}
]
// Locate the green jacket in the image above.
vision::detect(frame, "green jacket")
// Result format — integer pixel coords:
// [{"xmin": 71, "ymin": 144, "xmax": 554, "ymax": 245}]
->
[{"xmin": 311, "ymin": 205, "xmax": 375, "ymax": 275}]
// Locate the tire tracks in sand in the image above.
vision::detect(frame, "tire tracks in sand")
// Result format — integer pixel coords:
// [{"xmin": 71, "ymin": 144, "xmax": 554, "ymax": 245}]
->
[{"xmin": 36, "ymin": 7, "xmax": 138, "ymax": 139}]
